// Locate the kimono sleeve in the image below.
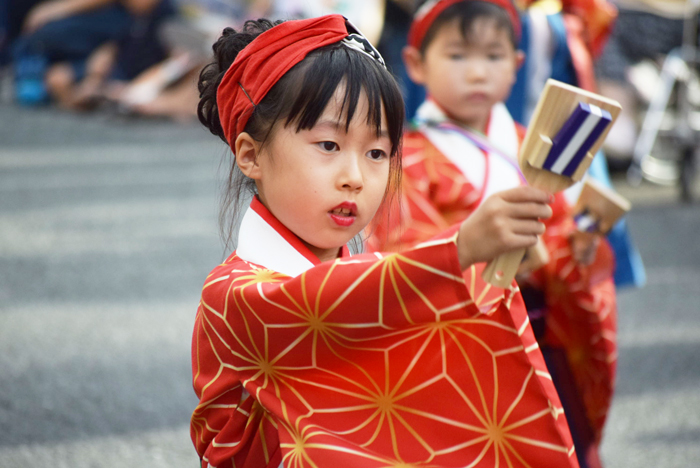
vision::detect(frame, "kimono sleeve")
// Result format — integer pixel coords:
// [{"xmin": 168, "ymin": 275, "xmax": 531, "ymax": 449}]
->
[{"xmin": 191, "ymin": 230, "xmax": 580, "ymax": 468}]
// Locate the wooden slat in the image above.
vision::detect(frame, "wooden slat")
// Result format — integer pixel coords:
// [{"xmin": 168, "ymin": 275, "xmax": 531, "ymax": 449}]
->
[{"xmin": 482, "ymin": 79, "xmax": 622, "ymax": 288}]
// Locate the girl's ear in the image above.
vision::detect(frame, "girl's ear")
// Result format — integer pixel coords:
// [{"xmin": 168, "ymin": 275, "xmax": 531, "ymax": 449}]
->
[
  {"xmin": 515, "ymin": 50, "xmax": 526, "ymax": 70},
  {"xmin": 235, "ymin": 132, "xmax": 262, "ymax": 180},
  {"xmin": 402, "ymin": 46, "xmax": 426, "ymax": 85}
]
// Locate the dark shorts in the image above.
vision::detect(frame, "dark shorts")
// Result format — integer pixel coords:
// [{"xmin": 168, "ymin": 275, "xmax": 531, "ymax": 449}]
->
[{"xmin": 596, "ymin": 8, "xmax": 686, "ymax": 82}]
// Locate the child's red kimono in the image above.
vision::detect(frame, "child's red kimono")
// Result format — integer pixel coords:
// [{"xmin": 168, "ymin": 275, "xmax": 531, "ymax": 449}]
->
[
  {"xmin": 369, "ymin": 101, "xmax": 617, "ymax": 468},
  {"xmin": 191, "ymin": 196, "xmax": 579, "ymax": 468}
]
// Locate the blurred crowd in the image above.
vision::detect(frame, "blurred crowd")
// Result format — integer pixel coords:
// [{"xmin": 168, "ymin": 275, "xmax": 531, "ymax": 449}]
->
[
  {"xmin": 0, "ymin": 0, "xmax": 698, "ymax": 159},
  {"xmin": 0, "ymin": 0, "xmax": 389, "ymax": 121}
]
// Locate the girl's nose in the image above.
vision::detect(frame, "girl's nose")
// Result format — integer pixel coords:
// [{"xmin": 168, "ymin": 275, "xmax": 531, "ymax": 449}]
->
[
  {"xmin": 339, "ymin": 155, "xmax": 364, "ymax": 192},
  {"xmin": 467, "ymin": 61, "xmax": 488, "ymax": 80}
]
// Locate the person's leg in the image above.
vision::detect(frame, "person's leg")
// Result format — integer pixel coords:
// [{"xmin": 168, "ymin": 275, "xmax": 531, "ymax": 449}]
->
[
  {"xmin": 129, "ymin": 70, "xmax": 200, "ymax": 121},
  {"xmin": 45, "ymin": 62, "xmax": 77, "ymax": 107},
  {"xmin": 12, "ymin": 4, "xmax": 130, "ymax": 105},
  {"xmin": 70, "ymin": 42, "xmax": 117, "ymax": 109}
]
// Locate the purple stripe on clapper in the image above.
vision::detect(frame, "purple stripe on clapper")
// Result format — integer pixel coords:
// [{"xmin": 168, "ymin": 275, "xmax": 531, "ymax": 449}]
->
[
  {"xmin": 574, "ymin": 209, "xmax": 599, "ymax": 233},
  {"xmin": 543, "ymin": 102, "xmax": 612, "ymax": 177}
]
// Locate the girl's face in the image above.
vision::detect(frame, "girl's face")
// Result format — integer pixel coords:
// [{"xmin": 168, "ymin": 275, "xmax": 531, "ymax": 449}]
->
[
  {"xmin": 241, "ymin": 86, "xmax": 392, "ymax": 262},
  {"xmin": 405, "ymin": 17, "xmax": 523, "ymax": 133}
]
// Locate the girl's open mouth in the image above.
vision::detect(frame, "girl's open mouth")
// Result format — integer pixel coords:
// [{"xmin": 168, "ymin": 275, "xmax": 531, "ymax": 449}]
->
[{"xmin": 329, "ymin": 202, "xmax": 357, "ymax": 227}]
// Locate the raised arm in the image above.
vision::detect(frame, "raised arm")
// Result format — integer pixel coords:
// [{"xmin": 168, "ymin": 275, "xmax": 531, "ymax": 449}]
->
[{"xmin": 192, "ymin": 234, "xmax": 579, "ymax": 468}]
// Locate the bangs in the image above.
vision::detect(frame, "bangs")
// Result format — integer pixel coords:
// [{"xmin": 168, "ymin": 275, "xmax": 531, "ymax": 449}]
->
[{"xmin": 283, "ymin": 44, "xmax": 405, "ymax": 158}]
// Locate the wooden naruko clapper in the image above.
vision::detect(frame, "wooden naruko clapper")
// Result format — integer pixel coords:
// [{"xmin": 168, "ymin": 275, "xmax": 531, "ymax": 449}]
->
[{"xmin": 482, "ymin": 79, "xmax": 622, "ymax": 288}]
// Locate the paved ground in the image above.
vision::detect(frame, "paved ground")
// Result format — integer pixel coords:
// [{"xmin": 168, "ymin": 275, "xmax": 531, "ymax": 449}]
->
[{"xmin": 1, "ymin": 104, "xmax": 699, "ymax": 467}]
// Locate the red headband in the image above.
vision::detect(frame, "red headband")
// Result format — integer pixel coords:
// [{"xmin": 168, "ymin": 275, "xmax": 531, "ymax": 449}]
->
[
  {"xmin": 217, "ymin": 14, "xmax": 385, "ymax": 150},
  {"xmin": 407, "ymin": 0, "xmax": 521, "ymax": 49}
]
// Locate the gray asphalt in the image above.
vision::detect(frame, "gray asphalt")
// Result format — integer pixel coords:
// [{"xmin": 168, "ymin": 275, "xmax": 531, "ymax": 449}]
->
[{"xmin": 1, "ymin": 104, "xmax": 699, "ymax": 467}]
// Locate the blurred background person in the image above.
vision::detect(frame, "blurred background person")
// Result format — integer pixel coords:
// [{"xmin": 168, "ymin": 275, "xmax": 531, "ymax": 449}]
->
[
  {"xmin": 9, "ymin": 0, "xmax": 174, "ymax": 107},
  {"xmin": 596, "ymin": 0, "xmax": 700, "ymax": 165},
  {"xmin": 99, "ymin": 0, "xmax": 244, "ymax": 120}
]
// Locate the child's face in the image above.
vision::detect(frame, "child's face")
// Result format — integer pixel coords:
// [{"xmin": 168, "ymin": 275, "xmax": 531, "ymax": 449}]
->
[
  {"xmin": 245, "ymin": 86, "xmax": 392, "ymax": 262},
  {"xmin": 407, "ymin": 17, "xmax": 523, "ymax": 132}
]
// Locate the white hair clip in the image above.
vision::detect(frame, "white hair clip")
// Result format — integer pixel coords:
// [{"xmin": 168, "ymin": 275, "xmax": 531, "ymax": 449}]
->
[{"xmin": 342, "ymin": 19, "xmax": 387, "ymax": 69}]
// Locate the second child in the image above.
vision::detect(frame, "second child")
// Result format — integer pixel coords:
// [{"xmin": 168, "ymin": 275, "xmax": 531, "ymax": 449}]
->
[{"xmin": 369, "ymin": 2, "xmax": 617, "ymax": 467}]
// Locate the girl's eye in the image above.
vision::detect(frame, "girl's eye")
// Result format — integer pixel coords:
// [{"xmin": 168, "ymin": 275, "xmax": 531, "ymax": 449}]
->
[
  {"xmin": 367, "ymin": 149, "xmax": 387, "ymax": 161},
  {"xmin": 319, "ymin": 141, "xmax": 339, "ymax": 152},
  {"xmin": 488, "ymin": 53, "xmax": 505, "ymax": 61}
]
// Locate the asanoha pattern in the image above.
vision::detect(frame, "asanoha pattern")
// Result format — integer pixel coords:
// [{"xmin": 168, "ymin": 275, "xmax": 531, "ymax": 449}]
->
[
  {"xmin": 369, "ymin": 113, "xmax": 617, "ymax": 450},
  {"xmin": 191, "ymin": 215, "xmax": 579, "ymax": 467}
]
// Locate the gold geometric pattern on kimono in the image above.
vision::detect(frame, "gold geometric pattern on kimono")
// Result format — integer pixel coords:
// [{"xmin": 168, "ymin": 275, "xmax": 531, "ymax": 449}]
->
[
  {"xmin": 193, "ymin": 239, "xmax": 578, "ymax": 467},
  {"xmin": 371, "ymin": 128, "xmax": 617, "ymax": 450}
]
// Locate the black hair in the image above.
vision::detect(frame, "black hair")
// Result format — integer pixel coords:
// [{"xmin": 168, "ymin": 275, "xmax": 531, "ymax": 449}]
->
[
  {"xmin": 418, "ymin": 0, "xmax": 519, "ymax": 53},
  {"xmin": 198, "ymin": 19, "xmax": 405, "ymax": 251}
]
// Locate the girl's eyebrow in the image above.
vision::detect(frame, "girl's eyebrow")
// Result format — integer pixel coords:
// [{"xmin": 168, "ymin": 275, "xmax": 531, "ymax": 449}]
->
[
  {"xmin": 315, "ymin": 119, "xmax": 390, "ymax": 139},
  {"xmin": 315, "ymin": 119, "xmax": 345, "ymax": 131}
]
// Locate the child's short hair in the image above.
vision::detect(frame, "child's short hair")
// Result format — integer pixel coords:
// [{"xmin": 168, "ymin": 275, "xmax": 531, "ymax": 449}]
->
[
  {"xmin": 416, "ymin": 0, "xmax": 519, "ymax": 53},
  {"xmin": 197, "ymin": 19, "xmax": 405, "ymax": 249}
]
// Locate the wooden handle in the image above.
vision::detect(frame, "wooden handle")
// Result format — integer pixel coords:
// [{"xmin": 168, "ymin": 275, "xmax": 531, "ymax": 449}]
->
[
  {"xmin": 482, "ymin": 248, "xmax": 527, "ymax": 288},
  {"xmin": 519, "ymin": 238, "xmax": 550, "ymax": 275}
]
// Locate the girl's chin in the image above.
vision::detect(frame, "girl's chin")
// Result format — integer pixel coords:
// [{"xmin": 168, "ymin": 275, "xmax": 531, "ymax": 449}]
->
[
  {"xmin": 453, "ymin": 113, "xmax": 489, "ymax": 128},
  {"xmin": 303, "ymin": 233, "xmax": 358, "ymax": 256}
]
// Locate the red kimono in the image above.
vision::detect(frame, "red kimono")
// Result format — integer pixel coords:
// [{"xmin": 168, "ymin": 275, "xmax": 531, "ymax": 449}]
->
[
  {"xmin": 369, "ymin": 101, "xmax": 617, "ymax": 468},
  {"xmin": 191, "ymin": 196, "xmax": 579, "ymax": 468}
]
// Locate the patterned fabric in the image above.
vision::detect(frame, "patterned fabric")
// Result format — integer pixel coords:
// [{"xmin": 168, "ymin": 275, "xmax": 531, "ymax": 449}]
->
[
  {"xmin": 191, "ymin": 198, "xmax": 579, "ymax": 468},
  {"xmin": 341, "ymin": 27, "xmax": 386, "ymax": 68},
  {"xmin": 368, "ymin": 101, "xmax": 617, "ymax": 460}
]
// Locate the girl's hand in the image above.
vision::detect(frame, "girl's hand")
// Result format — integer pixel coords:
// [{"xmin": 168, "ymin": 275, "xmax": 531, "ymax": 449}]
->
[
  {"xmin": 569, "ymin": 230, "xmax": 601, "ymax": 266},
  {"xmin": 457, "ymin": 186, "xmax": 553, "ymax": 270}
]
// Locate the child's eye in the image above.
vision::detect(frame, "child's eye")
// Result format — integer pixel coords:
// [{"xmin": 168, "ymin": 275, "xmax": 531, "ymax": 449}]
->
[
  {"xmin": 318, "ymin": 141, "xmax": 339, "ymax": 152},
  {"xmin": 488, "ymin": 53, "xmax": 506, "ymax": 61},
  {"xmin": 367, "ymin": 149, "xmax": 387, "ymax": 161},
  {"xmin": 449, "ymin": 54, "xmax": 464, "ymax": 61}
]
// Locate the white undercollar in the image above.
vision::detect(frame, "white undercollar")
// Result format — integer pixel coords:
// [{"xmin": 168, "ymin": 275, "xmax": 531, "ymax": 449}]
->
[{"xmin": 235, "ymin": 197, "xmax": 349, "ymax": 277}]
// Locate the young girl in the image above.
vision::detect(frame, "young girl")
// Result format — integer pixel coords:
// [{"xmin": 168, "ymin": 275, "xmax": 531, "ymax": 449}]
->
[
  {"xmin": 369, "ymin": 2, "xmax": 617, "ymax": 467},
  {"xmin": 190, "ymin": 15, "xmax": 580, "ymax": 468}
]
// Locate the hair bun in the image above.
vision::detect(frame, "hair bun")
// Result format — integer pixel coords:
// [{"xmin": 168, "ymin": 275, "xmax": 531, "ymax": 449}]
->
[{"xmin": 197, "ymin": 20, "xmax": 281, "ymax": 143}]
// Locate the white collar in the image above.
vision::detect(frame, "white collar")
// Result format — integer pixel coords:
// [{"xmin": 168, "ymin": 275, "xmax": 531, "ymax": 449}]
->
[
  {"xmin": 486, "ymin": 102, "xmax": 520, "ymax": 161},
  {"xmin": 415, "ymin": 100, "xmax": 519, "ymax": 158},
  {"xmin": 413, "ymin": 100, "xmax": 523, "ymax": 199},
  {"xmin": 235, "ymin": 197, "xmax": 350, "ymax": 277},
  {"xmin": 414, "ymin": 99, "xmax": 448, "ymax": 125}
]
